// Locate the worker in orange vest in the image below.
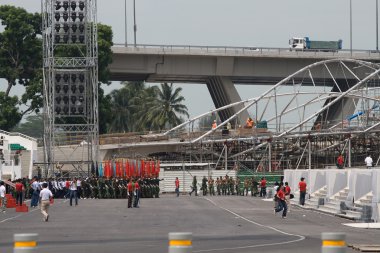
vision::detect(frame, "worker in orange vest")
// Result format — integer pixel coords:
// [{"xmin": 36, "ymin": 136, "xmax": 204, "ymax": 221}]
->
[
  {"xmin": 245, "ymin": 117, "xmax": 254, "ymax": 128},
  {"xmin": 212, "ymin": 120, "xmax": 217, "ymax": 129}
]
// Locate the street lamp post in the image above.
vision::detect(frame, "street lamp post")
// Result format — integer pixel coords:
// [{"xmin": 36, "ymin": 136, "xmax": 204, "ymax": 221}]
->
[
  {"xmin": 133, "ymin": 0, "xmax": 137, "ymax": 47},
  {"xmin": 350, "ymin": 0, "xmax": 353, "ymax": 55},
  {"xmin": 125, "ymin": 0, "xmax": 127, "ymax": 46},
  {"xmin": 377, "ymin": 0, "xmax": 379, "ymax": 51}
]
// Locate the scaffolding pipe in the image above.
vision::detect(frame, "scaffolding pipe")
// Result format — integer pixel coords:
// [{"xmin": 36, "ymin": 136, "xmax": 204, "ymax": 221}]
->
[
  {"xmin": 268, "ymin": 142, "xmax": 272, "ymax": 172},
  {"xmin": 308, "ymin": 140, "xmax": 312, "ymax": 170},
  {"xmin": 296, "ymin": 140, "xmax": 309, "ymax": 170},
  {"xmin": 225, "ymin": 144, "xmax": 228, "ymax": 170},
  {"xmin": 348, "ymin": 138, "xmax": 352, "ymax": 167}
]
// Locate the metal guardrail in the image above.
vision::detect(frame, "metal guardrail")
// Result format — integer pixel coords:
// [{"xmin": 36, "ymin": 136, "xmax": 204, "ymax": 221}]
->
[{"xmin": 113, "ymin": 43, "xmax": 380, "ymax": 58}]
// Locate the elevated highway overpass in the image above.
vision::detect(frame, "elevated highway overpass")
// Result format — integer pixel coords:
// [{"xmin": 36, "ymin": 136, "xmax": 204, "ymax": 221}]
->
[{"xmin": 109, "ymin": 45, "xmax": 380, "ymax": 123}]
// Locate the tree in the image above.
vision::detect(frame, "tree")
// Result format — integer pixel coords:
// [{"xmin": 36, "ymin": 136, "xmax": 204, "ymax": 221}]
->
[
  {"xmin": 0, "ymin": 92, "xmax": 22, "ymax": 131},
  {"xmin": 0, "ymin": 6, "xmax": 114, "ymax": 132},
  {"xmin": 12, "ymin": 114, "xmax": 44, "ymax": 139},
  {"xmin": 107, "ymin": 82, "xmax": 145, "ymax": 133},
  {"xmin": 137, "ymin": 83, "xmax": 189, "ymax": 131},
  {"xmin": 0, "ymin": 5, "xmax": 42, "ymax": 97}
]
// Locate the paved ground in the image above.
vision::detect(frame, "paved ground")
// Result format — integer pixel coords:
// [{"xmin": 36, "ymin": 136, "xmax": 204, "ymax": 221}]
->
[{"xmin": 1, "ymin": 195, "xmax": 380, "ymax": 253}]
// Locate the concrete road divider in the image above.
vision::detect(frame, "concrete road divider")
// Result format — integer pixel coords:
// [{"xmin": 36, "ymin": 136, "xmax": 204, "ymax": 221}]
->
[
  {"xmin": 168, "ymin": 232, "xmax": 192, "ymax": 253},
  {"xmin": 14, "ymin": 234, "xmax": 38, "ymax": 253},
  {"xmin": 321, "ymin": 232, "xmax": 346, "ymax": 253}
]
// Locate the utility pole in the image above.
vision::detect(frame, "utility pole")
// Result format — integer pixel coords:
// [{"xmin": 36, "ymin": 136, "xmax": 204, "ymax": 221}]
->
[
  {"xmin": 125, "ymin": 0, "xmax": 127, "ymax": 46},
  {"xmin": 133, "ymin": 0, "xmax": 137, "ymax": 47},
  {"xmin": 350, "ymin": 0, "xmax": 353, "ymax": 55},
  {"xmin": 377, "ymin": 0, "xmax": 379, "ymax": 51}
]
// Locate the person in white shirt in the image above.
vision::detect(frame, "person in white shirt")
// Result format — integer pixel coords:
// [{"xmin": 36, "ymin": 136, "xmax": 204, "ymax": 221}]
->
[
  {"xmin": 365, "ymin": 155, "xmax": 373, "ymax": 169},
  {"xmin": 77, "ymin": 178, "xmax": 82, "ymax": 199},
  {"xmin": 69, "ymin": 177, "xmax": 78, "ymax": 206},
  {"xmin": 0, "ymin": 181, "xmax": 6, "ymax": 213},
  {"xmin": 39, "ymin": 182, "xmax": 53, "ymax": 222}
]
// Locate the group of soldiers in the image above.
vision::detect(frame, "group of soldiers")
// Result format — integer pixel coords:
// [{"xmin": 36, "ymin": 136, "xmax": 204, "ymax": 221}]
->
[
  {"xmin": 193, "ymin": 175, "xmax": 262, "ymax": 196},
  {"xmin": 6, "ymin": 177, "xmax": 161, "ymax": 200},
  {"xmin": 70, "ymin": 177, "xmax": 161, "ymax": 199}
]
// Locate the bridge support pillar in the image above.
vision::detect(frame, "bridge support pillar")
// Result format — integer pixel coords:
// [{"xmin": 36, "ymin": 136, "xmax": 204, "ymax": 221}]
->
[{"xmin": 206, "ymin": 76, "xmax": 250, "ymax": 124}]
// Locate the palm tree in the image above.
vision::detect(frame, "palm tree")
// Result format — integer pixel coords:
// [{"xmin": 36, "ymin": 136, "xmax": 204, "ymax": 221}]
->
[
  {"xmin": 108, "ymin": 81, "xmax": 144, "ymax": 133},
  {"xmin": 137, "ymin": 83, "xmax": 189, "ymax": 131}
]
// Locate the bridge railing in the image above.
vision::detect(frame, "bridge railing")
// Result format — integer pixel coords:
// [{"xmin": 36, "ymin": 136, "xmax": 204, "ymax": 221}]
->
[{"xmin": 113, "ymin": 43, "xmax": 380, "ymax": 58}]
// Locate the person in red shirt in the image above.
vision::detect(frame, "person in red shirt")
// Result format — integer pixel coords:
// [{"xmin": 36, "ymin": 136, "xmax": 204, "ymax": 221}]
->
[
  {"xmin": 15, "ymin": 179, "xmax": 24, "ymax": 206},
  {"xmin": 133, "ymin": 180, "xmax": 140, "ymax": 208},
  {"xmin": 274, "ymin": 185, "xmax": 287, "ymax": 218},
  {"xmin": 298, "ymin": 177, "xmax": 307, "ymax": 206},
  {"xmin": 337, "ymin": 154, "xmax": 344, "ymax": 169},
  {"xmin": 284, "ymin": 182, "xmax": 291, "ymax": 211},
  {"xmin": 260, "ymin": 177, "xmax": 267, "ymax": 198},
  {"xmin": 175, "ymin": 177, "xmax": 180, "ymax": 197},
  {"xmin": 127, "ymin": 180, "xmax": 133, "ymax": 208}
]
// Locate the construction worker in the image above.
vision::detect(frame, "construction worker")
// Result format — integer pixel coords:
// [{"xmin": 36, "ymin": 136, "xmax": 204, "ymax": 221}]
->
[
  {"xmin": 212, "ymin": 120, "xmax": 217, "ymax": 129},
  {"xmin": 245, "ymin": 117, "xmax": 254, "ymax": 128}
]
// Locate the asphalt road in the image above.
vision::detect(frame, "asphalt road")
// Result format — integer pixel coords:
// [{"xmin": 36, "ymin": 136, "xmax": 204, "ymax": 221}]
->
[{"xmin": 1, "ymin": 195, "xmax": 379, "ymax": 253}]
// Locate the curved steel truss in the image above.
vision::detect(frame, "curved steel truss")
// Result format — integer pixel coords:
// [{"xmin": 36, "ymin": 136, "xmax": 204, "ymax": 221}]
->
[{"xmin": 163, "ymin": 59, "xmax": 380, "ymax": 170}]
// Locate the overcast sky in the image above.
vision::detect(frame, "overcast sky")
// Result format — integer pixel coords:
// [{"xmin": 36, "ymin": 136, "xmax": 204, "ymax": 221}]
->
[{"xmin": 1, "ymin": 0, "xmax": 378, "ymax": 119}]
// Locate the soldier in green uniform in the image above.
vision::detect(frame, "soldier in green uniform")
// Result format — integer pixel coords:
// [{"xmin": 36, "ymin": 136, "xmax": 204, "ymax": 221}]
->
[
  {"xmin": 229, "ymin": 177, "xmax": 235, "ymax": 195},
  {"xmin": 235, "ymin": 177, "xmax": 241, "ymax": 196},
  {"xmin": 201, "ymin": 176, "xmax": 208, "ymax": 196},
  {"xmin": 225, "ymin": 175, "xmax": 230, "ymax": 195},
  {"xmin": 152, "ymin": 177, "xmax": 161, "ymax": 198},
  {"xmin": 208, "ymin": 177, "xmax": 214, "ymax": 196},
  {"xmin": 98, "ymin": 177, "xmax": 104, "ymax": 199},
  {"xmin": 244, "ymin": 178, "xmax": 250, "ymax": 196},
  {"xmin": 251, "ymin": 177, "xmax": 259, "ymax": 197},
  {"xmin": 222, "ymin": 176, "xmax": 227, "ymax": 195},
  {"xmin": 216, "ymin": 177, "xmax": 221, "ymax": 196},
  {"xmin": 189, "ymin": 176, "xmax": 198, "ymax": 196}
]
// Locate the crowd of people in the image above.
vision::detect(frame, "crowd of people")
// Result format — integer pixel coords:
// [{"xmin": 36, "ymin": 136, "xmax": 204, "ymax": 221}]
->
[
  {"xmin": 186, "ymin": 175, "xmax": 269, "ymax": 197},
  {"xmin": 0, "ymin": 176, "xmax": 162, "ymax": 219},
  {"xmin": 1, "ymin": 173, "xmax": 308, "ymax": 222}
]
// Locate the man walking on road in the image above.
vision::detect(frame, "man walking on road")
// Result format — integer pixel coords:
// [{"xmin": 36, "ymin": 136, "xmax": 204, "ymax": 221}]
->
[
  {"xmin": 298, "ymin": 177, "xmax": 307, "ymax": 206},
  {"xmin": 39, "ymin": 182, "xmax": 53, "ymax": 222},
  {"xmin": 175, "ymin": 177, "xmax": 180, "ymax": 197},
  {"xmin": 189, "ymin": 176, "xmax": 198, "ymax": 196},
  {"xmin": 274, "ymin": 185, "xmax": 287, "ymax": 218}
]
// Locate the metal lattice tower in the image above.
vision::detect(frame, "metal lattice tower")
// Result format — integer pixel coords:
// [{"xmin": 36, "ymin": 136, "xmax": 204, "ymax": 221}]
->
[{"xmin": 42, "ymin": 0, "xmax": 98, "ymax": 177}]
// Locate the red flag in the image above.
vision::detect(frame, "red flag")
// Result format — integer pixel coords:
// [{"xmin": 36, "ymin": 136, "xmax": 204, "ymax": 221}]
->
[
  {"xmin": 156, "ymin": 160, "xmax": 160, "ymax": 176},
  {"xmin": 151, "ymin": 162, "xmax": 155, "ymax": 177},
  {"xmin": 126, "ymin": 160, "xmax": 130, "ymax": 178}
]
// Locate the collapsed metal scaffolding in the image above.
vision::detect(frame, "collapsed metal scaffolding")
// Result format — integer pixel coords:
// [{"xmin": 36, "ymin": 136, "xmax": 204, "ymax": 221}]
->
[
  {"xmin": 163, "ymin": 59, "xmax": 380, "ymax": 171},
  {"xmin": 42, "ymin": 0, "xmax": 99, "ymax": 177}
]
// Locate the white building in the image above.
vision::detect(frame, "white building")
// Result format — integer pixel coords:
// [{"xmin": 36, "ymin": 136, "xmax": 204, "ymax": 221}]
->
[{"xmin": 0, "ymin": 130, "xmax": 37, "ymax": 180}]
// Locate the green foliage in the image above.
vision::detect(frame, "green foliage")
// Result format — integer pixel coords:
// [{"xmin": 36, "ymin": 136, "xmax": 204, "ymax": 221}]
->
[
  {"xmin": 0, "ymin": 92, "xmax": 22, "ymax": 131},
  {"xmin": 12, "ymin": 114, "xmax": 43, "ymax": 138},
  {"xmin": 98, "ymin": 24, "xmax": 113, "ymax": 84},
  {"xmin": 0, "ymin": 5, "xmax": 42, "ymax": 97},
  {"xmin": 0, "ymin": 5, "xmax": 114, "ymax": 132},
  {"xmin": 108, "ymin": 82, "xmax": 189, "ymax": 133},
  {"xmin": 137, "ymin": 83, "xmax": 189, "ymax": 130},
  {"xmin": 107, "ymin": 82, "xmax": 144, "ymax": 133}
]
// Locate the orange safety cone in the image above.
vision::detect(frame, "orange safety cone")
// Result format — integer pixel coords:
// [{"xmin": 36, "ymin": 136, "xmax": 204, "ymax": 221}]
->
[{"xmin": 15, "ymin": 203, "xmax": 29, "ymax": 212}]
